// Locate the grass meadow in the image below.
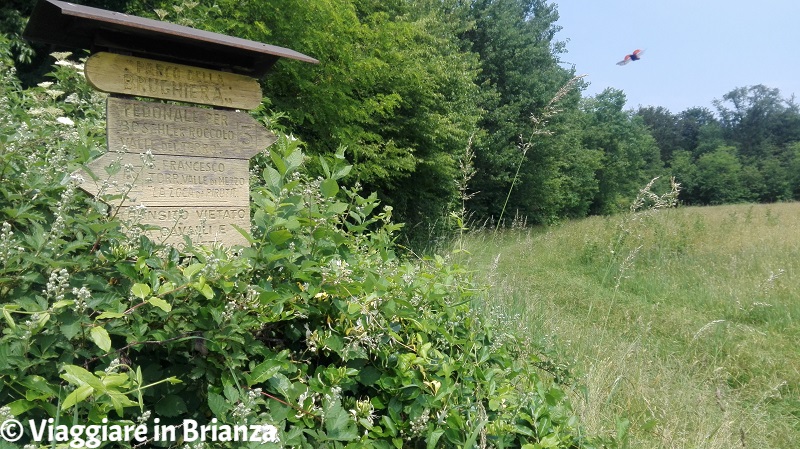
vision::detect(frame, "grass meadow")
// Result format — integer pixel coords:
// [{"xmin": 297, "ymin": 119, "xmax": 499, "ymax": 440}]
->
[{"xmin": 459, "ymin": 202, "xmax": 800, "ymax": 448}]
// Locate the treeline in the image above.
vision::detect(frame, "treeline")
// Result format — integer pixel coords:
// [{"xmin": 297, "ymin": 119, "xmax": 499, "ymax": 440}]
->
[
  {"xmin": 637, "ymin": 85, "xmax": 800, "ymax": 205},
  {"xmin": 5, "ymin": 0, "xmax": 800, "ymax": 243}
]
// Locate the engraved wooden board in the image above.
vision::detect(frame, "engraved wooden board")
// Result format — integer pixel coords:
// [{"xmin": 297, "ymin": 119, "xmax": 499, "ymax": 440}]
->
[
  {"xmin": 75, "ymin": 98, "xmax": 278, "ymax": 249},
  {"xmin": 106, "ymin": 97, "xmax": 276, "ymax": 158},
  {"xmin": 85, "ymin": 52, "xmax": 263, "ymax": 109},
  {"xmin": 118, "ymin": 206, "xmax": 251, "ymax": 249},
  {"xmin": 78, "ymin": 153, "xmax": 250, "ymax": 208}
]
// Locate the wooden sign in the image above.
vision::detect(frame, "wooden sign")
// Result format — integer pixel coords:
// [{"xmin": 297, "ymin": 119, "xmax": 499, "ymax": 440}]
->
[
  {"xmin": 85, "ymin": 52, "xmax": 263, "ymax": 109},
  {"xmin": 77, "ymin": 97, "xmax": 276, "ymax": 249},
  {"xmin": 79, "ymin": 153, "xmax": 250, "ymax": 207},
  {"xmin": 106, "ymin": 97, "xmax": 276, "ymax": 158}
]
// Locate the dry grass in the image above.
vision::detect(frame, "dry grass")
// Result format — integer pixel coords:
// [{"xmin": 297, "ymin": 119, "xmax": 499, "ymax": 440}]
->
[{"xmin": 460, "ymin": 202, "xmax": 800, "ymax": 448}]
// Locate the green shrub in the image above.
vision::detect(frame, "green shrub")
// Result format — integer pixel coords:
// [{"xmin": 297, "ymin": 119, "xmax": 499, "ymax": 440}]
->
[{"xmin": 0, "ymin": 41, "xmax": 608, "ymax": 448}]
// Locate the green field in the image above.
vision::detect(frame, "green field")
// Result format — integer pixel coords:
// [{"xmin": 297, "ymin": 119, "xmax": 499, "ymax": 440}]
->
[{"xmin": 460, "ymin": 202, "xmax": 800, "ymax": 448}]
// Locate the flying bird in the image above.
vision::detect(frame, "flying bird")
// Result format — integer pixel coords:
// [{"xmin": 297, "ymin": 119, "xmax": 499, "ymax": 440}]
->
[{"xmin": 617, "ymin": 49, "xmax": 644, "ymax": 66}]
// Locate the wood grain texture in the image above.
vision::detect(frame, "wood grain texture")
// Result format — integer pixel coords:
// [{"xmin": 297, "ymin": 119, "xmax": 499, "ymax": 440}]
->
[
  {"xmin": 86, "ymin": 52, "xmax": 263, "ymax": 109},
  {"xmin": 106, "ymin": 97, "xmax": 276, "ymax": 159}
]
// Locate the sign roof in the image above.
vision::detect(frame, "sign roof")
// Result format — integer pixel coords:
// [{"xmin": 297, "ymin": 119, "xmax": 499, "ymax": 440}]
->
[{"xmin": 23, "ymin": 0, "xmax": 318, "ymax": 77}]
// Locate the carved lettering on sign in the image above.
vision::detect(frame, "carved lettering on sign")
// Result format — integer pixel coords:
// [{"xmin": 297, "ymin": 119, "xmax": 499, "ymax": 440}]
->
[
  {"xmin": 106, "ymin": 97, "xmax": 275, "ymax": 159},
  {"xmin": 78, "ymin": 153, "xmax": 250, "ymax": 207},
  {"xmin": 120, "ymin": 206, "xmax": 251, "ymax": 249},
  {"xmin": 85, "ymin": 52, "xmax": 263, "ymax": 109}
]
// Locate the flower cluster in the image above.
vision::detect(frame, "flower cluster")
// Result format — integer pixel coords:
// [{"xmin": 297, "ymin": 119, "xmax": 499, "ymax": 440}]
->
[
  {"xmin": 47, "ymin": 181, "xmax": 78, "ymax": 242},
  {"xmin": 348, "ymin": 398, "xmax": 376, "ymax": 426},
  {"xmin": 104, "ymin": 358, "xmax": 122, "ymax": 374},
  {"xmin": 231, "ymin": 388, "xmax": 263, "ymax": 420},
  {"xmin": 0, "ymin": 222, "xmax": 24, "ymax": 266},
  {"xmin": 321, "ymin": 257, "xmax": 353, "ymax": 285},
  {"xmin": 71, "ymin": 286, "xmax": 91, "ymax": 313},
  {"xmin": 44, "ymin": 268, "xmax": 70, "ymax": 302},
  {"xmin": 408, "ymin": 409, "xmax": 430, "ymax": 437}
]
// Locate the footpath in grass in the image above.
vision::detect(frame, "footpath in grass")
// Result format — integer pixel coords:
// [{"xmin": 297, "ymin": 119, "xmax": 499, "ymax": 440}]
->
[{"xmin": 460, "ymin": 202, "xmax": 800, "ymax": 449}]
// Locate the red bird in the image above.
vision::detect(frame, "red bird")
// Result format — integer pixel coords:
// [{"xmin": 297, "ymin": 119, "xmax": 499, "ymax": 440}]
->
[{"xmin": 617, "ymin": 49, "xmax": 644, "ymax": 66}]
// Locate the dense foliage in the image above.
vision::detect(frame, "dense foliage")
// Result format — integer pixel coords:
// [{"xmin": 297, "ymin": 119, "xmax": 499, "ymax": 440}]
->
[
  {"xmin": 0, "ymin": 39, "xmax": 616, "ymax": 447},
  {"xmin": 6, "ymin": 1, "xmax": 800, "ymax": 245}
]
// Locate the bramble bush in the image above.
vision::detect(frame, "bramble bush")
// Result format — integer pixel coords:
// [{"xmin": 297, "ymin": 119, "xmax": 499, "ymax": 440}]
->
[{"xmin": 0, "ymin": 38, "xmax": 613, "ymax": 448}]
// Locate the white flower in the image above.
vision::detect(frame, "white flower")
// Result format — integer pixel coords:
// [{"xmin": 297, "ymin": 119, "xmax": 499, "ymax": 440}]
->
[
  {"xmin": 56, "ymin": 116, "xmax": 74, "ymax": 126},
  {"xmin": 69, "ymin": 173, "xmax": 85, "ymax": 184}
]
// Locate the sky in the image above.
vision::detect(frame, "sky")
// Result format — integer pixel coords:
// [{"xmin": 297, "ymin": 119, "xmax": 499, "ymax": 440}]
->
[{"xmin": 553, "ymin": 1, "xmax": 800, "ymax": 114}]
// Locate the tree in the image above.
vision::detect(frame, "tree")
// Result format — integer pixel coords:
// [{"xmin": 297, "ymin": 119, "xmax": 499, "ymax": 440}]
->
[
  {"xmin": 579, "ymin": 88, "xmax": 663, "ymax": 214},
  {"xmin": 460, "ymin": 0, "xmax": 578, "ymax": 224},
  {"xmin": 714, "ymin": 85, "xmax": 793, "ymax": 160},
  {"xmin": 788, "ymin": 142, "xmax": 800, "ymax": 200},
  {"xmin": 668, "ymin": 150, "xmax": 699, "ymax": 203},
  {"xmin": 694, "ymin": 146, "xmax": 751, "ymax": 204},
  {"xmin": 637, "ymin": 106, "xmax": 680, "ymax": 163},
  {"xmin": 676, "ymin": 107, "xmax": 720, "ymax": 157}
]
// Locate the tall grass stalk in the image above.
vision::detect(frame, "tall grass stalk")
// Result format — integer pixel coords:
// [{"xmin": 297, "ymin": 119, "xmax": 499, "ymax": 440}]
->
[{"xmin": 495, "ymin": 75, "xmax": 586, "ymax": 231}]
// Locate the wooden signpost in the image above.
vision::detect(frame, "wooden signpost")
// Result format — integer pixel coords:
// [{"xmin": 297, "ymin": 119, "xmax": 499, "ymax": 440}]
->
[{"xmin": 24, "ymin": 0, "xmax": 318, "ymax": 249}]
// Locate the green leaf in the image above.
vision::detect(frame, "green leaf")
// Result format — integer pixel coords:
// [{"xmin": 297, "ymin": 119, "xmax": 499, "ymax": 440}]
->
[
  {"xmin": 318, "ymin": 155, "xmax": 332, "ymax": 177},
  {"xmin": 20, "ymin": 375, "xmax": 58, "ymax": 398},
  {"xmin": 333, "ymin": 165, "xmax": 352, "ymax": 180},
  {"xmin": 382, "ymin": 416, "xmax": 398, "ymax": 436},
  {"xmin": 263, "ymin": 166, "xmax": 282, "ymax": 191},
  {"xmin": 270, "ymin": 151, "xmax": 287, "ymax": 175},
  {"xmin": 207, "ymin": 391, "xmax": 229, "ymax": 417},
  {"xmin": 62, "ymin": 384, "xmax": 94, "ymax": 410},
  {"xmin": 538, "ymin": 434, "xmax": 561, "ymax": 448},
  {"xmin": 90, "ymin": 326, "xmax": 112, "ymax": 352},
  {"xmin": 96, "ymin": 311, "xmax": 125, "ymax": 319},
  {"xmin": 157, "ymin": 282, "xmax": 177, "ymax": 295},
  {"xmin": 463, "ymin": 420, "xmax": 486, "ymax": 449},
  {"xmin": 268, "ymin": 229, "xmax": 293, "ymax": 245},
  {"xmin": 426, "ymin": 429, "xmax": 445, "ymax": 449},
  {"xmin": 324, "ymin": 401, "xmax": 358, "ymax": 441},
  {"xmin": 2, "ymin": 307, "xmax": 15, "ymax": 329},
  {"xmin": 327, "ymin": 201, "xmax": 348, "ymax": 215},
  {"xmin": 147, "ymin": 297, "xmax": 172, "ymax": 313},
  {"xmin": 7, "ymin": 399, "xmax": 36, "ymax": 416},
  {"xmin": 247, "ymin": 359, "xmax": 282, "ymax": 386},
  {"xmin": 35, "ymin": 312, "xmax": 50, "ymax": 328},
  {"xmin": 155, "ymin": 394, "xmax": 188, "ymax": 417},
  {"xmin": 60, "ymin": 316, "xmax": 82, "ymax": 339},
  {"xmin": 285, "ymin": 148, "xmax": 304, "ymax": 172},
  {"xmin": 199, "ymin": 284, "xmax": 214, "ymax": 299},
  {"xmin": 107, "ymin": 390, "xmax": 138, "ymax": 417},
  {"xmin": 52, "ymin": 300, "xmax": 74, "ymax": 310},
  {"xmin": 183, "ymin": 263, "xmax": 205, "ymax": 279},
  {"xmin": 320, "ymin": 178, "xmax": 339, "ymax": 198},
  {"xmin": 101, "ymin": 373, "xmax": 128, "ymax": 389},
  {"xmin": 131, "ymin": 283, "xmax": 151, "ymax": 299}
]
